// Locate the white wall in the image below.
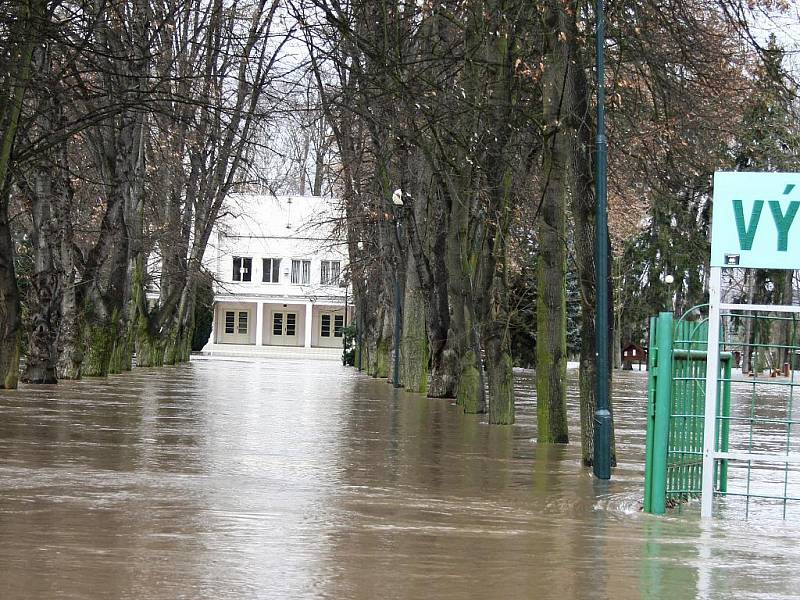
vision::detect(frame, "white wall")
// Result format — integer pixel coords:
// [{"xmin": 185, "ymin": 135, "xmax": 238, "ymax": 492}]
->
[{"xmin": 205, "ymin": 195, "xmax": 348, "ymax": 305}]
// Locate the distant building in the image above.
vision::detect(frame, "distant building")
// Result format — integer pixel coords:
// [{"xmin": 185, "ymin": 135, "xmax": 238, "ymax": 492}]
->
[
  {"xmin": 621, "ymin": 343, "xmax": 647, "ymax": 371},
  {"xmin": 200, "ymin": 194, "xmax": 351, "ymax": 353}
]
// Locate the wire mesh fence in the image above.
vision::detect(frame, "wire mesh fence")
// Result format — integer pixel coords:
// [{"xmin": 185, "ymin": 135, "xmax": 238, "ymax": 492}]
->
[
  {"xmin": 645, "ymin": 300, "xmax": 800, "ymax": 518},
  {"xmin": 716, "ymin": 308, "xmax": 800, "ymax": 518}
]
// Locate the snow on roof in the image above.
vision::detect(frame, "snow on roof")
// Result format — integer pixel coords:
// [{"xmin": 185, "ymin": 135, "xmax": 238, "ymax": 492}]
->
[{"xmin": 217, "ymin": 194, "xmax": 344, "ymax": 240}]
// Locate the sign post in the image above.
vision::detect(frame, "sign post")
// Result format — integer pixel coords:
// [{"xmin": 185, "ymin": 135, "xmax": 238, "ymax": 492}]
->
[{"xmin": 702, "ymin": 171, "xmax": 800, "ymax": 517}]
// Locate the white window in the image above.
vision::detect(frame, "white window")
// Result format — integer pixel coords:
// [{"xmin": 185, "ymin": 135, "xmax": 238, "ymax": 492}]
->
[
  {"xmin": 320, "ymin": 260, "xmax": 341, "ymax": 285},
  {"xmin": 225, "ymin": 311, "xmax": 248, "ymax": 335},
  {"xmin": 233, "ymin": 256, "xmax": 252, "ymax": 282},
  {"xmin": 272, "ymin": 312, "xmax": 297, "ymax": 337},
  {"xmin": 320, "ymin": 313, "xmax": 344, "ymax": 338},
  {"xmin": 291, "ymin": 259, "xmax": 311, "ymax": 284},
  {"xmin": 263, "ymin": 258, "xmax": 280, "ymax": 283}
]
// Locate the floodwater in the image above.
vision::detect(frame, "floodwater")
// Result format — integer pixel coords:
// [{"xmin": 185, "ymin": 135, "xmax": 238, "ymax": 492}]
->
[{"xmin": 0, "ymin": 359, "xmax": 798, "ymax": 600}]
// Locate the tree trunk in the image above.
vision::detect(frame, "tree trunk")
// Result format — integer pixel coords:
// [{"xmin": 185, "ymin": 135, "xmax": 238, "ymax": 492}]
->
[
  {"xmin": 21, "ymin": 57, "xmax": 64, "ymax": 384},
  {"xmin": 0, "ymin": 0, "xmax": 42, "ymax": 388},
  {"xmin": 401, "ymin": 255, "xmax": 429, "ymax": 394},
  {"xmin": 485, "ymin": 280, "xmax": 514, "ymax": 424},
  {"xmin": 373, "ymin": 301, "xmax": 391, "ymax": 379},
  {"xmin": 0, "ymin": 196, "xmax": 21, "ymax": 389},
  {"xmin": 426, "ymin": 222, "xmax": 455, "ymax": 398},
  {"xmin": 56, "ymin": 175, "xmax": 81, "ymax": 380},
  {"xmin": 536, "ymin": 0, "xmax": 571, "ymax": 443}
]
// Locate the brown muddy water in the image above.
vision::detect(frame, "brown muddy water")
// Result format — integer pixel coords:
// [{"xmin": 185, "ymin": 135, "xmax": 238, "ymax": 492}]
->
[{"xmin": 0, "ymin": 359, "xmax": 798, "ymax": 600}]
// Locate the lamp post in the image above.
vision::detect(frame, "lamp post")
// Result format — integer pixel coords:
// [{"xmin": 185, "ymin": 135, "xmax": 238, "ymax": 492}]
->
[
  {"xmin": 340, "ymin": 276, "xmax": 350, "ymax": 364},
  {"xmin": 357, "ymin": 242, "xmax": 364, "ymax": 371},
  {"xmin": 340, "ymin": 277, "xmax": 349, "ymax": 328},
  {"xmin": 593, "ymin": 0, "xmax": 612, "ymax": 480},
  {"xmin": 392, "ymin": 188, "xmax": 404, "ymax": 388}
]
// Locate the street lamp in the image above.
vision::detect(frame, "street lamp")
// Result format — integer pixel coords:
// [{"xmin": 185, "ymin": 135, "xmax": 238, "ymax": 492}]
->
[
  {"xmin": 593, "ymin": 0, "xmax": 612, "ymax": 480},
  {"xmin": 392, "ymin": 189, "xmax": 404, "ymax": 388},
  {"xmin": 340, "ymin": 275, "xmax": 351, "ymax": 365}
]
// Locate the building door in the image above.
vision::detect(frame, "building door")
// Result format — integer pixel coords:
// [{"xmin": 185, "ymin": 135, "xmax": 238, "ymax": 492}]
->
[
  {"xmin": 271, "ymin": 311, "xmax": 298, "ymax": 346},
  {"xmin": 221, "ymin": 309, "xmax": 251, "ymax": 344},
  {"xmin": 318, "ymin": 312, "xmax": 344, "ymax": 348}
]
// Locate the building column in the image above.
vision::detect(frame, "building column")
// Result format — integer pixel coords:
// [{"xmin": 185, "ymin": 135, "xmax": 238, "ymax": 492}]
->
[
  {"xmin": 201, "ymin": 302, "xmax": 216, "ymax": 353},
  {"xmin": 304, "ymin": 302, "xmax": 313, "ymax": 348},
  {"xmin": 255, "ymin": 301, "xmax": 264, "ymax": 346}
]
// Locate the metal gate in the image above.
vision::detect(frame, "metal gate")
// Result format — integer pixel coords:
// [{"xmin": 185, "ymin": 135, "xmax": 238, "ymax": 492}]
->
[
  {"xmin": 645, "ymin": 302, "xmax": 800, "ymax": 517},
  {"xmin": 644, "ymin": 311, "xmax": 731, "ymax": 514}
]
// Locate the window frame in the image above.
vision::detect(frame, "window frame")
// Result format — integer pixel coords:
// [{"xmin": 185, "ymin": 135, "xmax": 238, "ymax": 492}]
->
[
  {"xmin": 291, "ymin": 259, "xmax": 311, "ymax": 285},
  {"xmin": 262, "ymin": 257, "xmax": 281, "ymax": 283},
  {"xmin": 334, "ymin": 314, "xmax": 344, "ymax": 338},
  {"xmin": 232, "ymin": 256, "xmax": 252, "ymax": 282},
  {"xmin": 320, "ymin": 260, "xmax": 342, "ymax": 285},
  {"xmin": 320, "ymin": 313, "xmax": 331, "ymax": 337}
]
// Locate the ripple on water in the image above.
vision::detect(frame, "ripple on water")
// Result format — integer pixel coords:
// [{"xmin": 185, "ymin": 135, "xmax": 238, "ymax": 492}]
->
[{"xmin": 0, "ymin": 361, "xmax": 798, "ymax": 600}]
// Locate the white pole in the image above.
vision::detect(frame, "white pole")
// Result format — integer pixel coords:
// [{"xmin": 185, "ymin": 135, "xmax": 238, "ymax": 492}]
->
[{"xmin": 701, "ymin": 266, "xmax": 722, "ymax": 518}]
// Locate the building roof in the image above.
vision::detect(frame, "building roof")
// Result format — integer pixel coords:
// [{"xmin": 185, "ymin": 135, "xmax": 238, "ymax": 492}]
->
[{"xmin": 217, "ymin": 194, "xmax": 344, "ymax": 241}]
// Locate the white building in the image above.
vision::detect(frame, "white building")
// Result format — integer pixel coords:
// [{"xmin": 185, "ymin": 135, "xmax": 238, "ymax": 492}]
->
[{"xmin": 201, "ymin": 194, "xmax": 351, "ymax": 353}]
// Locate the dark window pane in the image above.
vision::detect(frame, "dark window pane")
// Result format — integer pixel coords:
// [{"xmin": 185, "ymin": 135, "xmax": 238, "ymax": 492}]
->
[
  {"xmin": 242, "ymin": 258, "xmax": 252, "ymax": 282},
  {"xmin": 238, "ymin": 311, "xmax": 248, "ymax": 334},
  {"xmin": 233, "ymin": 257, "xmax": 241, "ymax": 281},
  {"xmin": 225, "ymin": 311, "xmax": 235, "ymax": 334},
  {"xmin": 321, "ymin": 314, "xmax": 331, "ymax": 337},
  {"xmin": 272, "ymin": 259, "xmax": 280, "ymax": 283},
  {"xmin": 286, "ymin": 313, "xmax": 296, "ymax": 336},
  {"xmin": 334, "ymin": 315, "xmax": 344, "ymax": 337},
  {"xmin": 273, "ymin": 313, "xmax": 283, "ymax": 336},
  {"xmin": 262, "ymin": 258, "xmax": 271, "ymax": 282},
  {"xmin": 320, "ymin": 261, "xmax": 330, "ymax": 284}
]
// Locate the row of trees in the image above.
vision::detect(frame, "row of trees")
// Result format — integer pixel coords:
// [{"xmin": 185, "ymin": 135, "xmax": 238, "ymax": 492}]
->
[
  {"xmin": 292, "ymin": 0, "xmax": 798, "ymax": 464},
  {"xmin": 2, "ymin": 0, "xmax": 796, "ymax": 467},
  {"xmin": 0, "ymin": 0, "xmax": 291, "ymax": 386}
]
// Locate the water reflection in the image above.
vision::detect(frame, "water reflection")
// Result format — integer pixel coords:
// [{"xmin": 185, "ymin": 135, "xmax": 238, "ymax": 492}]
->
[{"xmin": 0, "ymin": 362, "xmax": 798, "ymax": 599}]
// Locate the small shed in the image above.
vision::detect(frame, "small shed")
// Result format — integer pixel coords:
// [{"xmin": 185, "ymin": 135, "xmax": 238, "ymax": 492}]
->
[{"xmin": 622, "ymin": 343, "xmax": 647, "ymax": 371}]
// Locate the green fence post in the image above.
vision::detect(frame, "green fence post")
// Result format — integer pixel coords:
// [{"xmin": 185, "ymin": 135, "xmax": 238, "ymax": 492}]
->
[
  {"xmin": 718, "ymin": 355, "xmax": 731, "ymax": 493},
  {"xmin": 651, "ymin": 311, "xmax": 674, "ymax": 514},
  {"xmin": 644, "ymin": 316, "xmax": 658, "ymax": 513}
]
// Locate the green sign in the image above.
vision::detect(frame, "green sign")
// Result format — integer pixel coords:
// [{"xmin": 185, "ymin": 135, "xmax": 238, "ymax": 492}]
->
[{"xmin": 711, "ymin": 171, "xmax": 800, "ymax": 268}]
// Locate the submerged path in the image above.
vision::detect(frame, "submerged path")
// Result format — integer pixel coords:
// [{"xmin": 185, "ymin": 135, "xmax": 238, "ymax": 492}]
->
[{"xmin": 0, "ymin": 359, "xmax": 798, "ymax": 599}]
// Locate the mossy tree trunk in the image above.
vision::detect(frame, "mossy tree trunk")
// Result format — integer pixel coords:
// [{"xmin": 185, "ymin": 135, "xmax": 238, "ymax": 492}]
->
[
  {"xmin": 81, "ymin": 312, "xmax": 117, "ymax": 378},
  {"xmin": 401, "ymin": 280, "xmax": 429, "ymax": 394},
  {"xmin": 536, "ymin": 1, "xmax": 570, "ymax": 443},
  {"xmin": 485, "ymin": 328, "xmax": 514, "ymax": 425}
]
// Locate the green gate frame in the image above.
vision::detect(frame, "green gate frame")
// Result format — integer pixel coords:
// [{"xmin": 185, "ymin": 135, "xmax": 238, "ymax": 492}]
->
[{"xmin": 644, "ymin": 311, "xmax": 732, "ymax": 514}]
